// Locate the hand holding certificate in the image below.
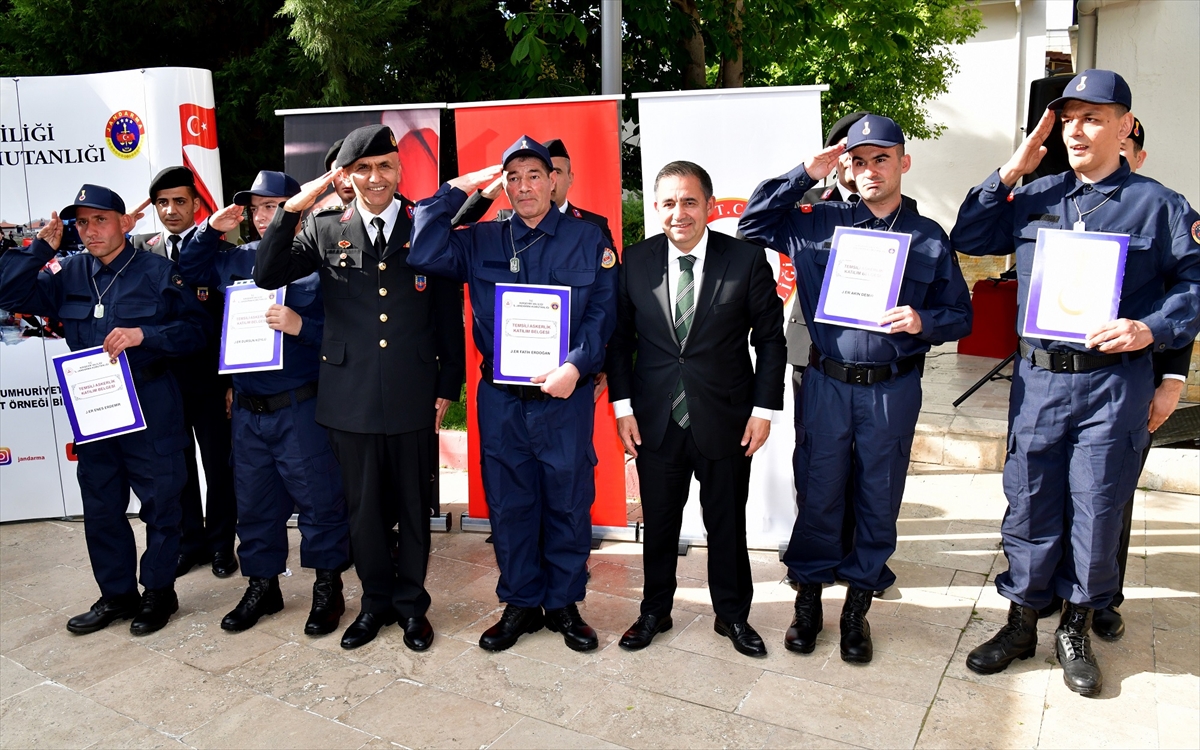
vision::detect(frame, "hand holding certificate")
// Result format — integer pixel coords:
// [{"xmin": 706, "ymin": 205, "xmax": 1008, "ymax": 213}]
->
[
  {"xmin": 220, "ymin": 280, "xmax": 285, "ymax": 374},
  {"xmin": 1023, "ymin": 228, "xmax": 1128, "ymax": 343},
  {"xmin": 814, "ymin": 226, "xmax": 912, "ymax": 332},
  {"xmin": 52, "ymin": 347, "xmax": 146, "ymax": 444},
  {"xmin": 493, "ymin": 283, "xmax": 571, "ymax": 386}
]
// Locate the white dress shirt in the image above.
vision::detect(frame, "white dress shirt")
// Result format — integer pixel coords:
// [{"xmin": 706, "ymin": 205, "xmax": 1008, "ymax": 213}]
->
[
  {"xmin": 612, "ymin": 228, "xmax": 772, "ymax": 422},
  {"xmin": 359, "ymin": 197, "xmax": 401, "ymax": 245}
]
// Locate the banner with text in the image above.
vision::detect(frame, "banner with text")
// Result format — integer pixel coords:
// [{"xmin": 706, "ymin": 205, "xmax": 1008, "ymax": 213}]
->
[
  {"xmin": 635, "ymin": 86, "xmax": 827, "ymax": 550},
  {"xmin": 451, "ymin": 95, "xmax": 628, "ymax": 531}
]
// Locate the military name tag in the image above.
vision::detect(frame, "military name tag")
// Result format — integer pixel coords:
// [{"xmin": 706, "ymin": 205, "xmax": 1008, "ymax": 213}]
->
[{"xmin": 93, "ymin": 304, "xmax": 104, "ymax": 318}]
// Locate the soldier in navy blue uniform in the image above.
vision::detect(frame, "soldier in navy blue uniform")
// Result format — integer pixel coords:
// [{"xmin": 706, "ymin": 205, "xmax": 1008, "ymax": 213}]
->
[
  {"xmin": 410, "ymin": 136, "xmax": 618, "ymax": 653},
  {"xmin": 255, "ymin": 125, "xmax": 465, "ymax": 652},
  {"xmin": 132, "ymin": 166, "xmax": 239, "ymax": 579},
  {"xmin": 0, "ymin": 185, "xmax": 208, "ymax": 636},
  {"xmin": 952, "ymin": 70, "xmax": 1200, "ymax": 696},
  {"xmin": 740, "ymin": 116, "xmax": 972, "ymax": 664},
  {"xmin": 178, "ymin": 170, "xmax": 351, "ymax": 636}
]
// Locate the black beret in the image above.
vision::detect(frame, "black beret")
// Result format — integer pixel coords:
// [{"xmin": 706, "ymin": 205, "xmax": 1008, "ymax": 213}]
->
[
  {"xmin": 324, "ymin": 138, "xmax": 345, "ymax": 171},
  {"xmin": 543, "ymin": 138, "xmax": 570, "ymax": 160},
  {"xmin": 1129, "ymin": 116, "xmax": 1145, "ymax": 149},
  {"xmin": 335, "ymin": 125, "xmax": 397, "ymax": 169},
  {"xmin": 825, "ymin": 111, "xmax": 871, "ymax": 148},
  {"xmin": 149, "ymin": 166, "xmax": 195, "ymax": 199}
]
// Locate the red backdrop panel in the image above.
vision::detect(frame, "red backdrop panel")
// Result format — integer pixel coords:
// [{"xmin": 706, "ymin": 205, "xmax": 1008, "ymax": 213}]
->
[{"xmin": 455, "ymin": 99, "xmax": 626, "ymax": 528}]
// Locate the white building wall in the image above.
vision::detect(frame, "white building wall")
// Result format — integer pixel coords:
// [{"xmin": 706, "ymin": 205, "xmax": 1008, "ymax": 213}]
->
[{"xmin": 1094, "ymin": 0, "xmax": 1200, "ymax": 208}]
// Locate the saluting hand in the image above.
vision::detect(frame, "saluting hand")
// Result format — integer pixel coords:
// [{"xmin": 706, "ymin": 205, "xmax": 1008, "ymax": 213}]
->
[
  {"xmin": 103, "ymin": 327, "xmax": 144, "ymax": 360},
  {"xmin": 1000, "ymin": 108, "xmax": 1055, "ymax": 187},
  {"xmin": 448, "ymin": 165, "xmax": 503, "ymax": 195},
  {"xmin": 209, "ymin": 203, "xmax": 245, "ymax": 233},
  {"xmin": 803, "ymin": 143, "xmax": 847, "ymax": 182},
  {"xmin": 125, "ymin": 199, "xmax": 151, "ymax": 225},
  {"xmin": 532, "ymin": 361, "xmax": 581, "ymax": 399},
  {"xmin": 285, "ymin": 168, "xmax": 343, "ymax": 214},
  {"xmin": 265, "ymin": 304, "xmax": 302, "ymax": 336},
  {"xmin": 481, "ymin": 175, "xmax": 506, "ymax": 200},
  {"xmin": 38, "ymin": 211, "xmax": 64, "ymax": 250}
]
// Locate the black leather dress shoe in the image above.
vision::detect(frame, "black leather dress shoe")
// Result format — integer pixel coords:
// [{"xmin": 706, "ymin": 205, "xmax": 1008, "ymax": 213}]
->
[
  {"xmin": 66, "ymin": 594, "xmax": 141, "ymax": 635},
  {"xmin": 130, "ymin": 588, "xmax": 179, "ymax": 636},
  {"xmin": 479, "ymin": 604, "xmax": 544, "ymax": 651},
  {"xmin": 401, "ymin": 615, "xmax": 434, "ymax": 651},
  {"xmin": 211, "ymin": 549, "xmax": 239, "ymax": 578},
  {"xmin": 1091, "ymin": 605, "xmax": 1124, "ymax": 641},
  {"xmin": 304, "ymin": 569, "xmax": 345, "ymax": 636},
  {"xmin": 714, "ymin": 619, "xmax": 767, "ymax": 657},
  {"xmin": 221, "ymin": 576, "xmax": 284, "ymax": 632},
  {"xmin": 619, "ymin": 614, "xmax": 673, "ymax": 651},
  {"xmin": 340, "ymin": 611, "xmax": 396, "ymax": 650},
  {"xmin": 175, "ymin": 549, "xmax": 212, "ymax": 578},
  {"xmin": 545, "ymin": 604, "xmax": 599, "ymax": 652},
  {"xmin": 785, "ymin": 583, "xmax": 823, "ymax": 654}
]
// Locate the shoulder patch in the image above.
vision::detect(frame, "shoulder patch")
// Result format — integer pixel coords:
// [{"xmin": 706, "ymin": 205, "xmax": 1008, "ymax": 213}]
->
[
  {"xmin": 171, "ymin": 273, "xmax": 184, "ymax": 287},
  {"xmin": 406, "ymin": 204, "xmax": 415, "ymax": 220},
  {"xmin": 572, "ymin": 208, "xmax": 583, "ymax": 218},
  {"xmin": 800, "ymin": 204, "xmax": 813, "ymax": 214},
  {"xmin": 1006, "ymin": 193, "xmax": 1015, "ymax": 203},
  {"xmin": 147, "ymin": 235, "xmax": 160, "ymax": 247},
  {"xmin": 1192, "ymin": 220, "xmax": 1200, "ymax": 245},
  {"xmin": 601, "ymin": 248, "xmax": 616, "ymax": 269},
  {"xmin": 821, "ymin": 187, "xmax": 834, "ymax": 200}
]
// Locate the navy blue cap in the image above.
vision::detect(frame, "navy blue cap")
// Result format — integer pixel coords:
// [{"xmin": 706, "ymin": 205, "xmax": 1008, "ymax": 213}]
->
[
  {"xmin": 335, "ymin": 125, "xmax": 397, "ymax": 168},
  {"xmin": 233, "ymin": 171, "xmax": 301, "ymax": 206},
  {"xmin": 502, "ymin": 135, "xmax": 553, "ymax": 171},
  {"xmin": 60, "ymin": 184, "xmax": 126, "ymax": 219},
  {"xmin": 1047, "ymin": 69, "xmax": 1132, "ymax": 110},
  {"xmin": 846, "ymin": 115, "xmax": 905, "ymax": 150}
]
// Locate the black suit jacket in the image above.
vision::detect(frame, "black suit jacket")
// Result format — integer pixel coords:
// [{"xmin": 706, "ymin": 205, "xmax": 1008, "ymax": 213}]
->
[
  {"xmin": 608, "ymin": 231, "xmax": 786, "ymax": 460},
  {"xmin": 454, "ymin": 193, "xmax": 614, "ymax": 244},
  {"xmin": 254, "ymin": 200, "xmax": 465, "ymax": 435}
]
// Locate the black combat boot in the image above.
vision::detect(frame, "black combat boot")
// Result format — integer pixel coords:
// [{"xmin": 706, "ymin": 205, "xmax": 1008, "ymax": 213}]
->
[
  {"xmin": 130, "ymin": 588, "xmax": 179, "ymax": 636},
  {"xmin": 785, "ymin": 583, "xmax": 823, "ymax": 654},
  {"xmin": 305, "ymin": 569, "xmax": 346, "ymax": 636},
  {"xmin": 1090, "ymin": 605, "xmax": 1124, "ymax": 641},
  {"xmin": 839, "ymin": 587, "xmax": 873, "ymax": 663},
  {"xmin": 221, "ymin": 576, "xmax": 284, "ymax": 632},
  {"xmin": 1056, "ymin": 603, "xmax": 1103, "ymax": 696},
  {"xmin": 967, "ymin": 602, "xmax": 1038, "ymax": 674}
]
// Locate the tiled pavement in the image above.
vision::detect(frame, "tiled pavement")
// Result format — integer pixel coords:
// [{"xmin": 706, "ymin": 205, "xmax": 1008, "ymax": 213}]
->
[{"xmin": 2, "ymin": 469, "xmax": 1198, "ymax": 749}]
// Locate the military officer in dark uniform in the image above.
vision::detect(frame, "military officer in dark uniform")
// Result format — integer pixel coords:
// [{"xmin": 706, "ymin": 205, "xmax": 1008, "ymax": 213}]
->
[
  {"xmin": 255, "ymin": 125, "xmax": 465, "ymax": 652},
  {"xmin": 740, "ymin": 116, "xmax": 972, "ymax": 664},
  {"xmin": 179, "ymin": 170, "xmax": 351, "ymax": 636},
  {"xmin": 952, "ymin": 70, "xmax": 1200, "ymax": 696},
  {"xmin": 0, "ymin": 185, "xmax": 208, "ymax": 635},
  {"xmin": 410, "ymin": 136, "xmax": 618, "ymax": 653},
  {"xmin": 132, "ymin": 166, "xmax": 239, "ymax": 579}
]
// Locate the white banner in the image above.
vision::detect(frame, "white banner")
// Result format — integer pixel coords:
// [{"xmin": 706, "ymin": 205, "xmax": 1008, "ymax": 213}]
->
[{"xmin": 634, "ymin": 85, "xmax": 827, "ymax": 550}]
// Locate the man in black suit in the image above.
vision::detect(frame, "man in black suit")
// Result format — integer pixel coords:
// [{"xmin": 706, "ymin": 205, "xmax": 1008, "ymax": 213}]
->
[
  {"xmin": 131, "ymin": 166, "xmax": 239, "ymax": 579},
  {"xmin": 608, "ymin": 161, "xmax": 786, "ymax": 657},
  {"xmin": 255, "ymin": 125, "xmax": 465, "ymax": 652}
]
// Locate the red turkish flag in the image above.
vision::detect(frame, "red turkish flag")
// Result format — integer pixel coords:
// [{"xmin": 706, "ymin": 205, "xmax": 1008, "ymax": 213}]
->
[{"xmin": 179, "ymin": 104, "xmax": 218, "ymax": 149}]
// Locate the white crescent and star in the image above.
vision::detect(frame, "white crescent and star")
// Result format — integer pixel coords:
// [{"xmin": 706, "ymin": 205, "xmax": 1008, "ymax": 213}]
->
[{"xmin": 186, "ymin": 115, "xmax": 208, "ymax": 137}]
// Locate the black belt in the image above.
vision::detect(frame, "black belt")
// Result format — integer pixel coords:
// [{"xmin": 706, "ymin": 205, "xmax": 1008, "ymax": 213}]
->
[
  {"xmin": 133, "ymin": 359, "xmax": 170, "ymax": 385},
  {"xmin": 480, "ymin": 361, "xmax": 587, "ymax": 401},
  {"xmin": 1018, "ymin": 340, "xmax": 1148, "ymax": 374},
  {"xmin": 236, "ymin": 381, "xmax": 319, "ymax": 414},
  {"xmin": 808, "ymin": 345, "xmax": 925, "ymax": 385}
]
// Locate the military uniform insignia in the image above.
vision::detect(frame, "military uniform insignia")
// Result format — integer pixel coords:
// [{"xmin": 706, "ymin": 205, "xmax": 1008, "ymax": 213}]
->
[
  {"xmin": 414, "ymin": 275, "xmax": 427, "ymax": 291},
  {"xmin": 406, "ymin": 205, "xmax": 415, "ymax": 220},
  {"xmin": 46, "ymin": 257, "xmax": 62, "ymax": 274},
  {"xmin": 196, "ymin": 287, "xmax": 209, "ymax": 301},
  {"xmin": 339, "ymin": 207, "xmax": 353, "ymax": 223},
  {"xmin": 1191, "ymin": 220, "xmax": 1200, "ymax": 244},
  {"xmin": 147, "ymin": 235, "xmax": 160, "ymax": 247},
  {"xmin": 78, "ymin": 188, "xmax": 86, "ymax": 201},
  {"xmin": 573, "ymin": 208, "xmax": 583, "ymax": 218},
  {"xmin": 861, "ymin": 119, "xmax": 871, "ymax": 135},
  {"xmin": 1076, "ymin": 75, "xmax": 1088, "ymax": 91},
  {"xmin": 800, "ymin": 204, "xmax": 813, "ymax": 214},
  {"xmin": 171, "ymin": 273, "xmax": 185, "ymax": 287},
  {"xmin": 1007, "ymin": 193, "xmax": 1015, "ymax": 203},
  {"xmin": 390, "ymin": 132, "xmax": 398, "ymax": 147},
  {"xmin": 821, "ymin": 187, "xmax": 834, "ymax": 200},
  {"xmin": 338, "ymin": 240, "xmax": 352, "ymax": 249},
  {"xmin": 601, "ymin": 248, "xmax": 616, "ymax": 269}
]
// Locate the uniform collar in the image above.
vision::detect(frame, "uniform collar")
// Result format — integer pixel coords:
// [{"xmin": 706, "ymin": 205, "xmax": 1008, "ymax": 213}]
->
[
  {"xmin": 1065, "ymin": 157, "xmax": 1131, "ymax": 197},
  {"xmin": 558, "ymin": 199, "xmax": 570, "ymax": 214},
  {"xmin": 163, "ymin": 226, "xmax": 196, "ymax": 244},
  {"xmin": 509, "ymin": 203, "xmax": 562, "ymax": 239},
  {"xmin": 91, "ymin": 241, "xmax": 136, "ymax": 277},
  {"xmin": 851, "ymin": 201, "xmax": 903, "ymax": 229},
  {"xmin": 357, "ymin": 196, "xmax": 401, "ymax": 231}
]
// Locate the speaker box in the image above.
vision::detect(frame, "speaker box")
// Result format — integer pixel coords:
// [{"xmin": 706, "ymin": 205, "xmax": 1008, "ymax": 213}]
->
[{"xmin": 1026, "ymin": 74, "xmax": 1075, "ymax": 183}]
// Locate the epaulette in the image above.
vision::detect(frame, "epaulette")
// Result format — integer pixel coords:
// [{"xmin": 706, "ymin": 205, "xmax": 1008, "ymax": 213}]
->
[{"xmin": 314, "ymin": 205, "xmax": 344, "ymax": 214}]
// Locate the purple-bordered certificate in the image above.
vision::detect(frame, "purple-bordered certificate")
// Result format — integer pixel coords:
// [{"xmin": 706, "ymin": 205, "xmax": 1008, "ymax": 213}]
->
[
  {"xmin": 813, "ymin": 226, "xmax": 912, "ymax": 332},
  {"xmin": 1022, "ymin": 228, "xmax": 1129, "ymax": 343},
  {"xmin": 493, "ymin": 283, "xmax": 571, "ymax": 385},
  {"xmin": 52, "ymin": 346, "xmax": 146, "ymax": 445},
  {"xmin": 219, "ymin": 280, "xmax": 285, "ymax": 374}
]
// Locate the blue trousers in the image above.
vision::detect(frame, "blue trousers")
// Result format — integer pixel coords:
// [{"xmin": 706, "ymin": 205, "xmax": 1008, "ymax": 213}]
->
[
  {"xmin": 73, "ymin": 373, "xmax": 188, "ymax": 597},
  {"xmin": 231, "ymin": 392, "xmax": 349, "ymax": 578},
  {"xmin": 783, "ymin": 366, "xmax": 922, "ymax": 591},
  {"xmin": 476, "ymin": 381, "xmax": 597, "ymax": 610},
  {"xmin": 996, "ymin": 355, "xmax": 1152, "ymax": 610}
]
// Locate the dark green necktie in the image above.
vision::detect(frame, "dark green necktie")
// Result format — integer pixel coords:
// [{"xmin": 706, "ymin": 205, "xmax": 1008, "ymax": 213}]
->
[{"xmin": 671, "ymin": 255, "xmax": 696, "ymax": 428}]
